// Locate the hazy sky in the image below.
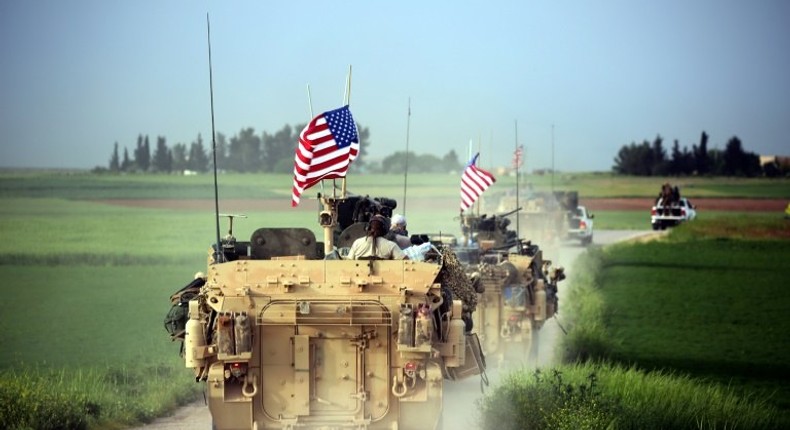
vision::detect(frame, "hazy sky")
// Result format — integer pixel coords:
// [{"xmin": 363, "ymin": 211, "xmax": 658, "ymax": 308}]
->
[{"xmin": 1, "ymin": 1, "xmax": 788, "ymax": 172}]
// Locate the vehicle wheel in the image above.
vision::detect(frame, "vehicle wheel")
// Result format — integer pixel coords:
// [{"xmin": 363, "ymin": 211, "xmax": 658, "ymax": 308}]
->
[
  {"xmin": 652, "ymin": 223, "xmax": 659, "ymax": 231},
  {"xmin": 582, "ymin": 235, "xmax": 592, "ymax": 246}
]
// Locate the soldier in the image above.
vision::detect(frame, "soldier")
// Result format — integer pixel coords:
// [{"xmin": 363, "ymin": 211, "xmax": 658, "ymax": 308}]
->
[
  {"xmin": 347, "ymin": 215, "xmax": 407, "ymax": 260},
  {"xmin": 389, "ymin": 213, "xmax": 412, "ymax": 249}
]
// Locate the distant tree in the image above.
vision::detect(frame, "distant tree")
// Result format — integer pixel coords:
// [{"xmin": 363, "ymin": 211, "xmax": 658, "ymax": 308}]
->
[
  {"xmin": 227, "ymin": 128, "xmax": 261, "ymax": 172},
  {"xmin": 762, "ymin": 159, "xmax": 781, "ymax": 178},
  {"xmin": 650, "ymin": 135, "xmax": 667, "ymax": 175},
  {"xmin": 109, "ymin": 142, "xmax": 120, "ymax": 172},
  {"xmin": 693, "ymin": 131, "xmax": 710, "ymax": 175},
  {"xmin": 723, "ymin": 136, "xmax": 745, "ymax": 176},
  {"xmin": 152, "ymin": 136, "xmax": 171, "ymax": 173},
  {"xmin": 133, "ymin": 134, "xmax": 151, "ymax": 172},
  {"xmin": 188, "ymin": 134, "xmax": 209, "ymax": 172},
  {"xmin": 379, "ymin": 151, "xmax": 447, "ymax": 174},
  {"xmin": 121, "ymin": 147, "xmax": 132, "ymax": 172},
  {"xmin": 262, "ymin": 125, "xmax": 298, "ymax": 172},
  {"xmin": 355, "ymin": 125, "xmax": 370, "ymax": 168},
  {"xmin": 441, "ymin": 149, "xmax": 462, "ymax": 172},
  {"xmin": 212, "ymin": 132, "xmax": 228, "ymax": 170},
  {"xmin": 613, "ymin": 140, "xmax": 653, "ymax": 175},
  {"xmin": 142, "ymin": 135, "xmax": 151, "ymax": 171},
  {"xmin": 668, "ymin": 139, "xmax": 694, "ymax": 175},
  {"xmin": 379, "ymin": 151, "xmax": 410, "ymax": 174},
  {"xmin": 722, "ymin": 136, "xmax": 760, "ymax": 176},
  {"xmin": 708, "ymin": 148, "xmax": 724, "ymax": 175},
  {"xmin": 171, "ymin": 143, "xmax": 188, "ymax": 172}
]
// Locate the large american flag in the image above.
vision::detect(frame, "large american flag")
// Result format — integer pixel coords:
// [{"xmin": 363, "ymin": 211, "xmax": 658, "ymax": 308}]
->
[
  {"xmin": 291, "ymin": 105, "xmax": 359, "ymax": 206},
  {"xmin": 460, "ymin": 153, "xmax": 496, "ymax": 211}
]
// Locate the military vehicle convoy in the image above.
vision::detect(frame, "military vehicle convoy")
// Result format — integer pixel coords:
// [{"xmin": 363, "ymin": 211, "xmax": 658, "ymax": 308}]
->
[
  {"xmin": 166, "ymin": 193, "xmax": 485, "ymax": 430},
  {"xmin": 456, "ymin": 211, "xmax": 565, "ymax": 365}
]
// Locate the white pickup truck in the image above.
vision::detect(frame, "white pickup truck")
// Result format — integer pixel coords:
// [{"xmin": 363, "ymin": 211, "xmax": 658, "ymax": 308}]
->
[
  {"xmin": 651, "ymin": 197, "xmax": 696, "ymax": 230},
  {"xmin": 566, "ymin": 205, "xmax": 594, "ymax": 245}
]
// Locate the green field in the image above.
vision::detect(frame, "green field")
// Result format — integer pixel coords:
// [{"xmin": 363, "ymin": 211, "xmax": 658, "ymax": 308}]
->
[
  {"xmin": 497, "ymin": 219, "xmax": 790, "ymax": 429},
  {"xmin": 0, "ymin": 171, "xmax": 787, "ymax": 429}
]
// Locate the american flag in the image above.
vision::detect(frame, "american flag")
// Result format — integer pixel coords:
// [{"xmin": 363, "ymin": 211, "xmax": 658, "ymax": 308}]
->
[
  {"xmin": 292, "ymin": 105, "xmax": 359, "ymax": 207},
  {"xmin": 460, "ymin": 153, "xmax": 496, "ymax": 211},
  {"xmin": 512, "ymin": 145, "xmax": 523, "ymax": 170}
]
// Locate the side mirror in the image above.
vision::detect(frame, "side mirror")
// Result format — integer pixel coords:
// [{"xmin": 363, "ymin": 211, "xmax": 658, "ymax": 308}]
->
[{"xmin": 590, "ymin": 213, "xmax": 595, "ymax": 219}]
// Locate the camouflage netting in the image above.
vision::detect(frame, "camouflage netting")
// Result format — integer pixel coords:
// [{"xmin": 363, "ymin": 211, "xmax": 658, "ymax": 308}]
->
[{"xmin": 437, "ymin": 247, "xmax": 478, "ymax": 314}]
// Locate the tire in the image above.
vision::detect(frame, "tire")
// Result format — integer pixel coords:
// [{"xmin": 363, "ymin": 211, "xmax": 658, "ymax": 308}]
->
[{"xmin": 652, "ymin": 223, "xmax": 659, "ymax": 231}]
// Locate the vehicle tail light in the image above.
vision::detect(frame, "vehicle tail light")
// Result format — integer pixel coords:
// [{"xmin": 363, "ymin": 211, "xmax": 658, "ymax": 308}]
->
[
  {"xmin": 227, "ymin": 362, "xmax": 247, "ymax": 379},
  {"xmin": 681, "ymin": 209, "xmax": 686, "ymax": 216},
  {"xmin": 579, "ymin": 220, "xmax": 587, "ymax": 230},
  {"xmin": 404, "ymin": 361, "xmax": 418, "ymax": 378},
  {"xmin": 650, "ymin": 208, "xmax": 656, "ymax": 216}
]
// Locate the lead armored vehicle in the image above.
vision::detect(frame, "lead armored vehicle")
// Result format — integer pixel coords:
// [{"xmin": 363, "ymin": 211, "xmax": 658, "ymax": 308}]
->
[{"xmin": 166, "ymin": 193, "xmax": 485, "ymax": 430}]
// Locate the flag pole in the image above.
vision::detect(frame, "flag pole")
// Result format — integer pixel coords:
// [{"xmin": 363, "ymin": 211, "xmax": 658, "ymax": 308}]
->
[
  {"xmin": 307, "ymin": 84, "xmax": 324, "ymax": 198},
  {"xmin": 307, "ymin": 84, "xmax": 314, "ymax": 118},
  {"xmin": 551, "ymin": 123, "xmax": 555, "ymax": 193},
  {"xmin": 476, "ymin": 134, "xmax": 482, "ymax": 217},
  {"xmin": 341, "ymin": 65, "xmax": 352, "ymax": 200},
  {"xmin": 402, "ymin": 97, "xmax": 411, "ymax": 215},
  {"xmin": 515, "ymin": 119, "xmax": 520, "ymax": 238}
]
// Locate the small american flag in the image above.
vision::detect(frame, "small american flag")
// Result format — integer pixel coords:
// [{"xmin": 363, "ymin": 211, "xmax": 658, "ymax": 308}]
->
[
  {"xmin": 460, "ymin": 153, "xmax": 496, "ymax": 211},
  {"xmin": 292, "ymin": 105, "xmax": 359, "ymax": 207},
  {"xmin": 512, "ymin": 145, "xmax": 523, "ymax": 170}
]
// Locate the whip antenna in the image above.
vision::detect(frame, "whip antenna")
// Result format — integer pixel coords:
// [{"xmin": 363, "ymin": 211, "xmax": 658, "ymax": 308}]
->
[
  {"xmin": 207, "ymin": 13, "xmax": 223, "ymax": 263},
  {"xmin": 402, "ymin": 97, "xmax": 411, "ymax": 215}
]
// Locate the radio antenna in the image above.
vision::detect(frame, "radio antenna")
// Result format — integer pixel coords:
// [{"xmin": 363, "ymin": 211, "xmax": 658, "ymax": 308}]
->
[
  {"xmin": 207, "ymin": 13, "xmax": 223, "ymax": 263},
  {"xmin": 402, "ymin": 97, "xmax": 411, "ymax": 215}
]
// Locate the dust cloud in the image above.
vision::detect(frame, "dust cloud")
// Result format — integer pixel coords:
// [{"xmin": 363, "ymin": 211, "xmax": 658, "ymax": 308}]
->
[{"xmin": 440, "ymin": 239, "xmax": 589, "ymax": 429}]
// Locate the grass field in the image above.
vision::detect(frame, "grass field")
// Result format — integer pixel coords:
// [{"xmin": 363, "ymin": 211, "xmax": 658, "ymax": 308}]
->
[
  {"xmin": 526, "ymin": 218, "xmax": 790, "ymax": 429},
  {"xmin": 0, "ymin": 171, "xmax": 787, "ymax": 428}
]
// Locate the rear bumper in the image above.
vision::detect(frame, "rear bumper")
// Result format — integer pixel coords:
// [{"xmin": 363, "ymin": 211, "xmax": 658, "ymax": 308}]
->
[{"xmin": 566, "ymin": 229, "xmax": 592, "ymax": 240}]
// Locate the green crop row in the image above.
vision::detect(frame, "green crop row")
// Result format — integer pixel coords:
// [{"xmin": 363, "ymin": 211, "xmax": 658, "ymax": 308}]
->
[
  {"xmin": 1, "ymin": 171, "xmax": 788, "ymax": 200},
  {"xmin": 479, "ymin": 362, "xmax": 783, "ymax": 430},
  {"xmin": 0, "ymin": 361, "xmax": 199, "ymax": 430},
  {"xmin": 512, "ymin": 220, "xmax": 790, "ymax": 429}
]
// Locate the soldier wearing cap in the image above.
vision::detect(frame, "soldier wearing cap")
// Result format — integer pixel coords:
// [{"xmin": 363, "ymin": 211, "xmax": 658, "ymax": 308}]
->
[
  {"xmin": 347, "ymin": 215, "xmax": 407, "ymax": 260},
  {"xmin": 389, "ymin": 213, "xmax": 411, "ymax": 249}
]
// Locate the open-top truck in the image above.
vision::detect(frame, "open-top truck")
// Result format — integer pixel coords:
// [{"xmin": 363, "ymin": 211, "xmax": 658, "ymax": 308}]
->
[
  {"xmin": 650, "ymin": 183, "xmax": 696, "ymax": 230},
  {"xmin": 165, "ymin": 194, "xmax": 485, "ymax": 430}
]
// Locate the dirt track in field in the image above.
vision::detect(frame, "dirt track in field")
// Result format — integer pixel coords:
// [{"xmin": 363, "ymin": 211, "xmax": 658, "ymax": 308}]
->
[{"xmin": 97, "ymin": 197, "xmax": 787, "ymax": 212}]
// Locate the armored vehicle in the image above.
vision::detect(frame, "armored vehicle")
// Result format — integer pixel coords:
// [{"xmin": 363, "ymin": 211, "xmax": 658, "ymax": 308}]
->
[
  {"xmin": 494, "ymin": 191, "xmax": 578, "ymax": 245},
  {"xmin": 166, "ymin": 194, "xmax": 485, "ymax": 430},
  {"xmin": 456, "ymin": 211, "xmax": 565, "ymax": 365}
]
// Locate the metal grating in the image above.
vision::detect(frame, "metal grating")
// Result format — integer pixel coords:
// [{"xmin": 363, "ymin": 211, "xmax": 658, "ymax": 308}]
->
[{"xmin": 257, "ymin": 300, "xmax": 392, "ymax": 327}]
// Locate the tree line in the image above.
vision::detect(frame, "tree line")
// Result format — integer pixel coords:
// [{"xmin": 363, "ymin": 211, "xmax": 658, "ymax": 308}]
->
[
  {"xmin": 612, "ymin": 131, "xmax": 785, "ymax": 177},
  {"xmin": 97, "ymin": 123, "xmax": 463, "ymax": 175},
  {"xmin": 101, "ymin": 126, "xmax": 782, "ymax": 177}
]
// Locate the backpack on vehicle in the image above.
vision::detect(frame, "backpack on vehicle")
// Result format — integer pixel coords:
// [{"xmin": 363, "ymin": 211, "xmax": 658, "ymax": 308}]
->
[{"xmin": 164, "ymin": 277, "xmax": 206, "ymax": 341}]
